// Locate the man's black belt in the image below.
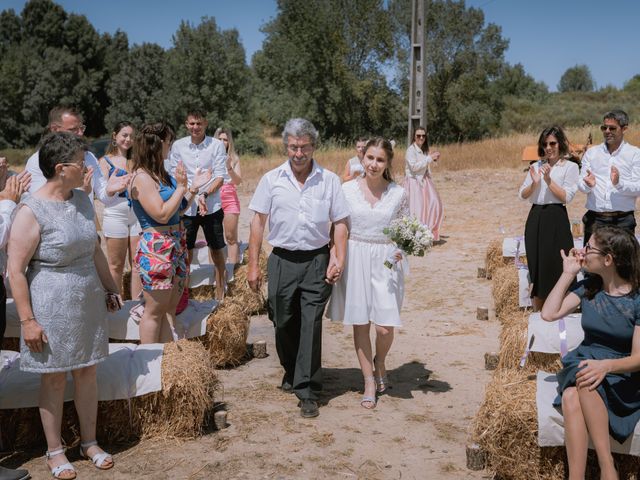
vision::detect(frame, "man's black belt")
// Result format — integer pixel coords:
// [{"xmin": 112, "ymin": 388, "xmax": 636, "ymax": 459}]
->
[
  {"xmin": 590, "ymin": 210, "xmax": 634, "ymax": 218},
  {"xmin": 272, "ymin": 245, "xmax": 329, "ymax": 262}
]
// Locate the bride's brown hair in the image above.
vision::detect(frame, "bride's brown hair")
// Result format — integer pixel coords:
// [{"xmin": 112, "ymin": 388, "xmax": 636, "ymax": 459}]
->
[{"xmin": 363, "ymin": 137, "xmax": 394, "ymax": 182}]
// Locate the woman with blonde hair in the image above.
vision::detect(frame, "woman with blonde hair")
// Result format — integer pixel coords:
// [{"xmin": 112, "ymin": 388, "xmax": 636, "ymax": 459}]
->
[{"xmin": 214, "ymin": 127, "xmax": 242, "ymax": 266}]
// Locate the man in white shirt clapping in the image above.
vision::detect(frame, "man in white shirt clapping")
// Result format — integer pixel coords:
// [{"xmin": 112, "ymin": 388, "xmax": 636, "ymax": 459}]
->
[
  {"xmin": 578, "ymin": 109, "xmax": 640, "ymax": 244},
  {"xmin": 247, "ymin": 118, "xmax": 350, "ymax": 418}
]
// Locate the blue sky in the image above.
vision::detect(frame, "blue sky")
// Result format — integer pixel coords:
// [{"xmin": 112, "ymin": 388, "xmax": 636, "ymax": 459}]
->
[{"xmin": 3, "ymin": 0, "xmax": 639, "ymax": 91}]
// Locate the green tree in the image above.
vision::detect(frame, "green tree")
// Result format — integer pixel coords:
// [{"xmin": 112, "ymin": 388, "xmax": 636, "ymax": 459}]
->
[
  {"xmin": 558, "ymin": 64, "xmax": 595, "ymax": 92},
  {"xmin": 253, "ymin": 0, "xmax": 402, "ymax": 140},
  {"xmin": 105, "ymin": 43, "xmax": 166, "ymax": 129},
  {"xmin": 389, "ymin": 0, "xmax": 511, "ymax": 143}
]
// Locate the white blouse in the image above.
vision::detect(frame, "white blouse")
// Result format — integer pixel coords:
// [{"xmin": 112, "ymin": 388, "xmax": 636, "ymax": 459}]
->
[
  {"xmin": 518, "ymin": 159, "xmax": 579, "ymax": 204},
  {"xmin": 404, "ymin": 143, "xmax": 434, "ymax": 178}
]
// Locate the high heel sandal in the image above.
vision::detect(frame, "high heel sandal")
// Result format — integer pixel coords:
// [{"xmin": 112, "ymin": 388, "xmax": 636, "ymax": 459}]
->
[
  {"xmin": 361, "ymin": 375, "xmax": 377, "ymax": 409},
  {"xmin": 45, "ymin": 447, "xmax": 76, "ymax": 479},
  {"xmin": 79, "ymin": 440, "xmax": 114, "ymax": 470},
  {"xmin": 373, "ymin": 356, "xmax": 391, "ymax": 394}
]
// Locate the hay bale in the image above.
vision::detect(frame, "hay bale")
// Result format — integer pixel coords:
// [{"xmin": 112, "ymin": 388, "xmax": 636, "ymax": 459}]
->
[
  {"xmin": 498, "ymin": 311, "xmax": 563, "ymax": 373},
  {"xmin": 225, "ymin": 249, "xmax": 267, "ymax": 316},
  {"xmin": 485, "ymin": 239, "xmax": 510, "ymax": 280},
  {"xmin": 492, "ymin": 266, "xmax": 521, "ymax": 321},
  {"xmin": 202, "ymin": 299, "xmax": 250, "ymax": 367},
  {"xmin": 0, "ymin": 339, "xmax": 218, "ymax": 448},
  {"xmin": 96, "ymin": 339, "xmax": 217, "ymax": 442},
  {"xmin": 189, "ymin": 284, "xmax": 217, "ymax": 302},
  {"xmin": 472, "ymin": 369, "xmax": 640, "ymax": 479},
  {"xmin": 472, "ymin": 369, "xmax": 567, "ymax": 479}
]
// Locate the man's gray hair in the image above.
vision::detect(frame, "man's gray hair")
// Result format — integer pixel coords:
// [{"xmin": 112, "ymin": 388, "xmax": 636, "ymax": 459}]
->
[
  {"xmin": 603, "ymin": 109, "xmax": 629, "ymax": 128},
  {"xmin": 282, "ymin": 118, "xmax": 319, "ymax": 147}
]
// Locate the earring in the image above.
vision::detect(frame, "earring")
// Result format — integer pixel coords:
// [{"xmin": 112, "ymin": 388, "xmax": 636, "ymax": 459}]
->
[
  {"xmin": 111, "ymin": 140, "xmax": 117, "ymax": 147},
  {"xmin": 61, "ymin": 172, "xmax": 65, "ymax": 178}
]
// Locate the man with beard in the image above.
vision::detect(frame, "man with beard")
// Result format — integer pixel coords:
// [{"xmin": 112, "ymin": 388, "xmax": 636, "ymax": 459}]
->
[
  {"xmin": 247, "ymin": 118, "xmax": 349, "ymax": 418},
  {"xmin": 578, "ymin": 110, "xmax": 640, "ymax": 244}
]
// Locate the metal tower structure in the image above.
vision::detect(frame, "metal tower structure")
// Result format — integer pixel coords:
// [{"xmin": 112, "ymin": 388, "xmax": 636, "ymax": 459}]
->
[{"xmin": 407, "ymin": 0, "xmax": 427, "ymax": 145}]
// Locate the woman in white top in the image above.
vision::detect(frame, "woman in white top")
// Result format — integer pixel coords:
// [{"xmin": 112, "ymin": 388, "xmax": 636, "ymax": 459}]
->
[
  {"xmin": 341, "ymin": 137, "xmax": 367, "ymax": 181},
  {"xmin": 98, "ymin": 121, "xmax": 142, "ymax": 300},
  {"xmin": 328, "ymin": 138, "xmax": 408, "ymax": 410},
  {"xmin": 214, "ymin": 127, "xmax": 242, "ymax": 265},
  {"xmin": 403, "ymin": 126, "xmax": 443, "ymax": 241},
  {"xmin": 519, "ymin": 126, "xmax": 579, "ymax": 310}
]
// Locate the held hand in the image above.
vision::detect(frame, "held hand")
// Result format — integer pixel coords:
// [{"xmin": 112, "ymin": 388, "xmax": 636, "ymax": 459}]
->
[
  {"xmin": 22, "ymin": 319, "xmax": 48, "ymax": 353},
  {"xmin": 247, "ymin": 264, "xmax": 262, "ymax": 292},
  {"xmin": 584, "ymin": 169, "xmax": 596, "ymax": 188},
  {"xmin": 575, "ymin": 359, "xmax": 611, "ymax": 390},
  {"xmin": 325, "ymin": 258, "xmax": 344, "ymax": 284},
  {"xmin": 610, "ymin": 165, "xmax": 620, "ymax": 186},
  {"xmin": 529, "ymin": 165, "xmax": 541, "ymax": 184},
  {"xmin": 191, "ymin": 167, "xmax": 212, "ymax": 191},
  {"xmin": 174, "ymin": 161, "xmax": 188, "ymax": 189},
  {"xmin": 560, "ymin": 248, "xmax": 583, "ymax": 276},
  {"xmin": 83, "ymin": 166, "xmax": 94, "ymax": 193}
]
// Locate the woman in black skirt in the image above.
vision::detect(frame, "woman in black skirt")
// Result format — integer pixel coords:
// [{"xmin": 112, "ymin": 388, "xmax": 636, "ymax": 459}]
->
[{"xmin": 519, "ymin": 126, "xmax": 579, "ymax": 310}]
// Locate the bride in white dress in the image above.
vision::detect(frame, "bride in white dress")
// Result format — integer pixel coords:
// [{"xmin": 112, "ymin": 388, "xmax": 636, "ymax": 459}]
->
[{"xmin": 327, "ymin": 138, "xmax": 408, "ymax": 409}]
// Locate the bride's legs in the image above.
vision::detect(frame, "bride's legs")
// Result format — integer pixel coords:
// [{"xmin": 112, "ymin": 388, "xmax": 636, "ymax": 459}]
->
[
  {"xmin": 353, "ymin": 324, "xmax": 376, "ymax": 407},
  {"xmin": 373, "ymin": 324, "xmax": 394, "ymax": 378}
]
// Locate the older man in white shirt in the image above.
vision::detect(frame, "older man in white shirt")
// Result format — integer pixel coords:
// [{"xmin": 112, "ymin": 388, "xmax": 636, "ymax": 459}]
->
[
  {"xmin": 248, "ymin": 118, "xmax": 349, "ymax": 419},
  {"xmin": 24, "ymin": 106, "xmax": 124, "ymax": 204},
  {"xmin": 578, "ymin": 109, "xmax": 640, "ymax": 244},
  {"xmin": 168, "ymin": 110, "xmax": 227, "ymax": 300}
]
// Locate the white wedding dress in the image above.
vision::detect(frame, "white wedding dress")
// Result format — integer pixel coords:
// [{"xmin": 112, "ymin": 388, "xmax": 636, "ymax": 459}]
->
[{"xmin": 327, "ymin": 179, "xmax": 408, "ymax": 326}]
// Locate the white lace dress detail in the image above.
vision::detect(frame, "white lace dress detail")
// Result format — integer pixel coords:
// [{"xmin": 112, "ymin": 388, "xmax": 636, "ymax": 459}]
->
[{"xmin": 327, "ymin": 180, "xmax": 408, "ymax": 327}]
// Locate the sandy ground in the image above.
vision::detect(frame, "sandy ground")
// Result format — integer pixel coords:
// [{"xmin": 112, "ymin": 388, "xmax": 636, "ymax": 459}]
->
[{"xmin": 6, "ymin": 167, "xmax": 590, "ymax": 479}]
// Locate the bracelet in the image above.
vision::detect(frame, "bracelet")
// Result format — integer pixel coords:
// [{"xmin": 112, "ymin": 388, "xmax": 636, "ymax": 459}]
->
[{"xmin": 20, "ymin": 316, "xmax": 35, "ymax": 324}]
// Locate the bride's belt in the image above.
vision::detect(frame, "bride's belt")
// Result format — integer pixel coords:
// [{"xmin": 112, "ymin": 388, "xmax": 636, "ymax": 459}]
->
[{"xmin": 349, "ymin": 234, "xmax": 392, "ymax": 244}]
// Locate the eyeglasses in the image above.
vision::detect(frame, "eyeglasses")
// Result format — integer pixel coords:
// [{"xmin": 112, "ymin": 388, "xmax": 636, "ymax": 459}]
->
[
  {"xmin": 287, "ymin": 144, "xmax": 313, "ymax": 153},
  {"xmin": 584, "ymin": 244, "xmax": 606, "ymax": 256},
  {"xmin": 60, "ymin": 161, "xmax": 86, "ymax": 170},
  {"xmin": 415, "ymin": 134, "xmax": 426, "ymax": 138},
  {"xmin": 600, "ymin": 125, "xmax": 619, "ymax": 132},
  {"xmin": 543, "ymin": 141, "xmax": 558, "ymax": 147}
]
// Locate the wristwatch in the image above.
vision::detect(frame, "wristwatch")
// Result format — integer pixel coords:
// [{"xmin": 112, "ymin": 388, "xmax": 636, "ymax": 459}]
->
[{"xmin": 202, "ymin": 192, "xmax": 209, "ymax": 198}]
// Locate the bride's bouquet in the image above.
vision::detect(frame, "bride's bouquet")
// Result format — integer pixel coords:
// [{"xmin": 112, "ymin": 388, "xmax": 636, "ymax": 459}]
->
[{"xmin": 382, "ymin": 216, "xmax": 434, "ymax": 268}]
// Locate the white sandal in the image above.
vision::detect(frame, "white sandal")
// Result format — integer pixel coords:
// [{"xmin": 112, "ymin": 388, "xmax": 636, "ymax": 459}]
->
[
  {"xmin": 45, "ymin": 447, "xmax": 76, "ymax": 479},
  {"xmin": 80, "ymin": 440, "xmax": 114, "ymax": 470}
]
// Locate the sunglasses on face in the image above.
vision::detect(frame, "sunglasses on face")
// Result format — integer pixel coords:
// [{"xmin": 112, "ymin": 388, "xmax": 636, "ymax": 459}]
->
[
  {"xmin": 543, "ymin": 141, "xmax": 558, "ymax": 147},
  {"xmin": 415, "ymin": 134, "xmax": 426, "ymax": 138},
  {"xmin": 600, "ymin": 125, "xmax": 619, "ymax": 132}
]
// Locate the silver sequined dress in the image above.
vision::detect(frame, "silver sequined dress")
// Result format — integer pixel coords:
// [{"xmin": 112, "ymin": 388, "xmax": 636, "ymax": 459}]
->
[{"xmin": 19, "ymin": 191, "xmax": 108, "ymax": 373}]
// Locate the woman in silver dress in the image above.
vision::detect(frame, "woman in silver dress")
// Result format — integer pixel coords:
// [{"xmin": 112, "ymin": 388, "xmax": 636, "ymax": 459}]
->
[{"xmin": 8, "ymin": 132, "xmax": 121, "ymax": 479}]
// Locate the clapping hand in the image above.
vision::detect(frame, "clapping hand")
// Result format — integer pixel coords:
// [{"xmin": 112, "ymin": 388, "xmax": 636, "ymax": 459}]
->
[
  {"xmin": 584, "ymin": 169, "xmax": 596, "ymax": 188},
  {"xmin": 191, "ymin": 167, "xmax": 212, "ymax": 191},
  {"xmin": 611, "ymin": 165, "xmax": 620, "ymax": 186},
  {"xmin": 529, "ymin": 165, "xmax": 541, "ymax": 184},
  {"xmin": 575, "ymin": 359, "xmax": 611, "ymax": 390},
  {"xmin": 431, "ymin": 151, "xmax": 441, "ymax": 162},
  {"xmin": 175, "ymin": 161, "xmax": 188, "ymax": 189},
  {"xmin": 540, "ymin": 163, "xmax": 552, "ymax": 184},
  {"xmin": 83, "ymin": 166, "xmax": 94, "ymax": 193},
  {"xmin": 197, "ymin": 193, "xmax": 208, "ymax": 216},
  {"xmin": 560, "ymin": 248, "xmax": 583, "ymax": 276},
  {"xmin": 0, "ymin": 171, "xmax": 30, "ymax": 203},
  {"xmin": 106, "ymin": 172, "xmax": 130, "ymax": 196}
]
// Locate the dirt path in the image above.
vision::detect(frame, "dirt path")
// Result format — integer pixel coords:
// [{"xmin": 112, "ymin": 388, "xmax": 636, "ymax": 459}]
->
[{"xmin": 13, "ymin": 167, "xmax": 589, "ymax": 479}]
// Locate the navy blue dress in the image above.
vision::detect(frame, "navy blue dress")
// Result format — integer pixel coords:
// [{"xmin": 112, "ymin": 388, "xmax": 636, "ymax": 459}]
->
[{"xmin": 554, "ymin": 282, "xmax": 640, "ymax": 443}]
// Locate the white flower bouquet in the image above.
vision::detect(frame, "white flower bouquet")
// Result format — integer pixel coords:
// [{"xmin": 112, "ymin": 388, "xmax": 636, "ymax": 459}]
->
[{"xmin": 382, "ymin": 216, "xmax": 434, "ymax": 268}]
